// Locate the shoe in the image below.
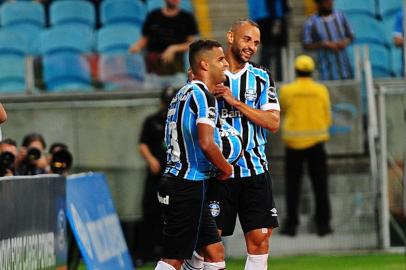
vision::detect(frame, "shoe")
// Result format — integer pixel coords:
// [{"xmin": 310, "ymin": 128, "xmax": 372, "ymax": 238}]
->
[
  {"xmin": 317, "ymin": 225, "xmax": 333, "ymax": 237},
  {"xmin": 280, "ymin": 226, "xmax": 297, "ymax": 237}
]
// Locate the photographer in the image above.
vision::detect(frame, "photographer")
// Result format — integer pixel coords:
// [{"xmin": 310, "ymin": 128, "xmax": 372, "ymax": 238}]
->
[
  {"xmin": 16, "ymin": 133, "xmax": 48, "ymax": 176},
  {"xmin": 48, "ymin": 142, "xmax": 73, "ymax": 175},
  {"xmin": 0, "ymin": 138, "xmax": 17, "ymax": 177}
]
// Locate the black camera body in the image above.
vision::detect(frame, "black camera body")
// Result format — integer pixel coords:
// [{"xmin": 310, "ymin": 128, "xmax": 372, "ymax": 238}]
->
[
  {"xmin": 18, "ymin": 147, "xmax": 43, "ymax": 175},
  {"xmin": 51, "ymin": 149, "xmax": 73, "ymax": 175},
  {"xmin": 0, "ymin": 151, "xmax": 15, "ymax": 177}
]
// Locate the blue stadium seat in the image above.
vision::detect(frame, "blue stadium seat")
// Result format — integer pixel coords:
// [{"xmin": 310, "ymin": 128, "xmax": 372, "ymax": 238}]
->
[
  {"xmin": 0, "ymin": 57, "xmax": 26, "ymax": 93},
  {"xmin": 100, "ymin": 0, "xmax": 146, "ymax": 26},
  {"xmin": 0, "ymin": 1, "xmax": 45, "ymax": 55},
  {"xmin": 146, "ymin": 0, "xmax": 193, "ymax": 12},
  {"xmin": 335, "ymin": 0, "xmax": 376, "ymax": 18},
  {"xmin": 43, "ymin": 52, "xmax": 92, "ymax": 92},
  {"xmin": 0, "ymin": 30, "xmax": 27, "ymax": 93},
  {"xmin": 347, "ymin": 14, "xmax": 389, "ymax": 46},
  {"xmin": 377, "ymin": 0, "xmax": 403, "ymax": 18},
  {"xmin": 96, "ymin": 25, "xmax": 141, "ymax": 54},
  {"xmin": 50, "ymin": 0, "xmax": 95, "ymax": 30},
  {"xmin": 0, "ymin": 1, "xmax": 45, "ymax": 27},
  {"xmin": 368, "ymin": 43, "xmax": 392, "ymax": 78},
  {"xmin": 98, "ymin": 54, "xmax": 145, "ymax": 90},
  {"xmin": 40, "ymin": 25, "xmax": 94, "ymax": 55},
  {"xmin": 389, "ymin": 45, "xmax": 403, "ymax": 77}
]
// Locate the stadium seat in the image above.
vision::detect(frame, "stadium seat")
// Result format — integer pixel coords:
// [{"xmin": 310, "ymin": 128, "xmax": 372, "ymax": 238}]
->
[
  {"xmin": 0, "ymin": 1, "xmax": 45, "ymax": 55},
  {"xmin": 43, "ymin": 52, "xmax": 92, "ymax": 92},
  {"xmin": 96, "ymin": 24, "xmax": 141, "ymax": 54},
  {"xmin": 100, "ymin": 0, "xmax": 146, "ymax": 26},
  {"xmin": 389, "ymin": 45, "xmax": 403, "ymax": 77},
  {"xmin": 0, "ymin": 57, "xmax": 26, "ymax": 93},
  {"xmin": 0, "ymin": 30, "xmax": 27, "ymax": 93},
  {"xmin": 377, "ymin": 0, "xmax": 403, "ymax": 18},
  {"xmin": 347, "ymin": 14, "xmax": 389, "ymax": 46},
  {"xmin": 40, "ymin": 25, "xmax": 94, "ymax": 55},
  {"xmin": 98, "ymin": 54, "xmax": 145, "ymax": 90},
  {"xmin": 146, "ymin": 0, "xmax": 193, "ymax": 12},
  {"xmin": 50, "ymin": 0, "xmax": 95, "ymax": 30},
  {"xmin": 334, "ymin": 0, "xmax": 376, "ymax": 18},
  {"xmin": 367, "ymin": 43, "xmax": 392, "ymax": 78}
]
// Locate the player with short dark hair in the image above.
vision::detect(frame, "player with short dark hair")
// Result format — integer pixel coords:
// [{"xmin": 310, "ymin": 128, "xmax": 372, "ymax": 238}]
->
[
  {"xmin": 155, "ymin": 39, "xmax": 231, "ymax": 270},
  {"xmin": 185, "ymin": 19, "xmax": 281, "ymax": 270}
]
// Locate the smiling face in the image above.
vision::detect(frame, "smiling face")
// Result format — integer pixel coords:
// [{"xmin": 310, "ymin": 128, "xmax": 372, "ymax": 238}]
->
[
  {"xmin": 207, "ymin": 46, "xmax": 229, "ymax": 84},
  {"xmin": 228, "ymin": 22, "xmax": 260, "ymax": 64}
]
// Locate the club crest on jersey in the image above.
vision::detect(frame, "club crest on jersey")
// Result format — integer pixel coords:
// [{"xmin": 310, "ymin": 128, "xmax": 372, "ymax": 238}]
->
[
  {"xmin": 245, "ymin": 88, "xmax": 257, "ymax": 102},
  {"xmin": 208, "ymin": 107, "xmax": 216, "ymax": 122},
  {"xmin": 267, "ymin": 87, "xmax": 277, "ymax": 101},
  {"xmin": 209, "ymin": 201, "xmax": 220, "ymax": 217}
]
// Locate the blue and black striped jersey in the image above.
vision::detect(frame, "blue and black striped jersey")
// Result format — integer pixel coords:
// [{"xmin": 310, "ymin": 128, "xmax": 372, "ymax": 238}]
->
[
  {"xmin": 164, "ymin": 80, "xmax": 220, "ymax": 181},
  {"xmin": 220, "ymin": 62, "xmax": 280, "ymax": 178},
  {"xmin": 217, "ymin": 119, "xmax": 243, "ymax": 165}
]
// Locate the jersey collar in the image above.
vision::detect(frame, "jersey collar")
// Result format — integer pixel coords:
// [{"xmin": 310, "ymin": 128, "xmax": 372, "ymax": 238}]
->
[
  {"xmin": 225, "ymin": 62, "xmax": 249, "ymax": 79},
  {"xmin": 190, "ymin": 80, "xmax": 209, "ymax": 90}
]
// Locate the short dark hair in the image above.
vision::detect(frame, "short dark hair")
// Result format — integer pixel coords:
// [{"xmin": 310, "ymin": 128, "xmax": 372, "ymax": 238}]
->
[
  {"xmin": 49, "ymin": 142, "xmax": 68, "ymax": 154},
  {"xmin": 229, "ymin": 18, "xmax": 259, "ymax": 32},
  {"xmin": 189, "ymin": 39, "xmax": 222, "ymax": 70},
  {"xmin": 22, "ymin": 133, "xmax": 46, "ymax": 149},
  {"xmin": 0, "ymin": 138, "xmax": 16, "ymax": 147}
]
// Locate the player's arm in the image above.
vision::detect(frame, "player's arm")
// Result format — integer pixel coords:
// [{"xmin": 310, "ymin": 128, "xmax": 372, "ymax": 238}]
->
[
  {"xmin": 0, "ymin": 103, "xmax": 7, "ymax": 123},
  {"xmin": 213, "ymin": 85, "xmax": 280, "ymax": 133},
  {"xmin": 197, "ymin": 123, "xmax": 232, "ymax": 180}
]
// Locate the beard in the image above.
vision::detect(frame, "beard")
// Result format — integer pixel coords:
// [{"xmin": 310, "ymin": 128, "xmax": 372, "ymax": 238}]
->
[
  {"xmin": 319, "ymin": 7, "xmax": 333, "ymax": 16},
  {"xmin": 231, "ymin": 45, "xmax": 250, "ymax": 64}
]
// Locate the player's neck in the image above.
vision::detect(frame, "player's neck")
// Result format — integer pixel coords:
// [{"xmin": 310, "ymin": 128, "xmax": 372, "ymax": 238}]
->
[
  {"xmin": 193, "ymin": 75, "xmax": 215, "ymax": 92},
  {"xmin": 225, "ymin": 52, "xmax": 246, "ymax": 73}
]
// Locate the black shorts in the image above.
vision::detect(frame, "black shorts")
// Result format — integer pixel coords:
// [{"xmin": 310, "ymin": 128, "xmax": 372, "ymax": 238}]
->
[
  {"xmin": 158, "ymin": 175, "xmax": 221, "ymax": 259},
  {"xmin": 206, "ymin": 171, "xmax": 279, "ymax": 236}
]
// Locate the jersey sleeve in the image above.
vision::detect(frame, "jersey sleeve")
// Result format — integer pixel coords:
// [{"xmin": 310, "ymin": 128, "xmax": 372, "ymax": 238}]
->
[
  {"xmin": 259, "ymin": 72, "xmax": 280, "ymax": 111},
  {"xmin": 192, "ymin": 88, "xmax": 217, "ymax": 128}
]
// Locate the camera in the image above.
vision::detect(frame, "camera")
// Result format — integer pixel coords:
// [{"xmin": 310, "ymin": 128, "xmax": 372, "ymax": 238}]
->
[
  {"xmin": 50, "ymin": 148, "xmax": 73, "ymax": 175},
  {"xmin": 18, "ymin": 147, "xmax": 43, "ymax": 175},
  {"xmin": 0, "ymin": 151, "xmax": 15, "ymax": 177}
]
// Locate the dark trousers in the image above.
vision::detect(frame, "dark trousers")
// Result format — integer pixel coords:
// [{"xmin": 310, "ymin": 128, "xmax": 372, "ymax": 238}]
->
[{"xmin": 284, "ymin": 143, "xmax": 331, "ymax": 229}]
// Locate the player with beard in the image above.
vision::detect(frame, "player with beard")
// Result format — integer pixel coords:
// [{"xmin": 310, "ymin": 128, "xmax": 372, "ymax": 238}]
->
[{"xmin": 182, "ymin": 19, "xmax": 280, "ymax": 270}]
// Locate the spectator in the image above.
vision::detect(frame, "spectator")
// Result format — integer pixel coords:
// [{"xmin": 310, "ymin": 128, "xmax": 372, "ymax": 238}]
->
[
  {"xmin": 16, "ymin": 133, "xmax": 48, "ymax": 175},
  {"xmin": 129, "ymin": 0, "xmax": 199, "ymax": 89},
  {"xmin": 137, "ymin": 86, "xmax": 177, "ymax": 264},
  {"xmin": 279, "ymin": 55, "xmax": 333, "ymax": 237},
  {"xmin": 0, "ymin": 138, "xmax": 17, "ymax": 177},
  {"xmin": 302, "ymin": 0, "xmax": 354, "ymax": 80},
  {"xmin": 394, "ymin": 10, "xmax": 404, "ymax": 48},
  {"xmin": 248, "ymin": 0, "xmax": 291, "ymax": 81}
]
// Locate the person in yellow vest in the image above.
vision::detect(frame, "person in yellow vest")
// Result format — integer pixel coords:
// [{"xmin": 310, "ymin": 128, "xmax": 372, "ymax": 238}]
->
[{"xmin": 279, "ymin": 55, "xmax": 333, "ymax": 237}]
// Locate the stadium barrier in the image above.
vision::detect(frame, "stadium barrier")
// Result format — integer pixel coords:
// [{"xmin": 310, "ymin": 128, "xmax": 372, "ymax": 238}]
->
[{"xmin": 0, "ymin": 175, "xmax": 67, "ymax": 270}]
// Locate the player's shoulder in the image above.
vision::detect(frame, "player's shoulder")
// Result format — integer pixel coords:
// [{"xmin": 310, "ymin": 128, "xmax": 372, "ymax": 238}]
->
[{"xmin": 247, "ymin": 62, "xmax": 274, "ymax": 82}]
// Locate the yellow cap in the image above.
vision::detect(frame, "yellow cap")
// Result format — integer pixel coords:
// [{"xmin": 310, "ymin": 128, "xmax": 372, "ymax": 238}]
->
[{"xmin": 294, "ymin": 55, "xmax": 315, "ymax": 72}]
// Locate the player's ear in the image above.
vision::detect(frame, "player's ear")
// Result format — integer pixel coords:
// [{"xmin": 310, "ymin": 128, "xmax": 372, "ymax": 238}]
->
[
  {"xmin": 227, "ymin": 31, "xmax": 234, "ymax": 44},
  {"xmin": 200, "ymin": 59, "xmax": 209, "ymax": 71}
]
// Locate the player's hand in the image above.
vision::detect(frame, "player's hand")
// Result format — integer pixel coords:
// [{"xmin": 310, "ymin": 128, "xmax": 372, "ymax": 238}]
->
[
  {"xmin": 213, "ymin": 85, "xmax": 238, "ymax": 106},
  {"xmin": 148, "ymin": 157, "xmax": 162, "ymax": 175},
  {"xmin": 129, "ymin": 43, "xmax": 141, "ymax": 54},
  {"xmin": 216, "ymin": 163, "xmax": 233, "ymax": 181}
]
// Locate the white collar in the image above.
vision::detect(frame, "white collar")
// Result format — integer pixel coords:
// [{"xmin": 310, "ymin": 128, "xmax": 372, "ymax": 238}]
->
[{"xmin": 225, "ymin": 62, "xmax": 249, "ymax": 79}]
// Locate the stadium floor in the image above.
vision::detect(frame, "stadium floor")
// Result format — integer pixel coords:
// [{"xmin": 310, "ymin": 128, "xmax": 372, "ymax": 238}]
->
[{"xmin": 79, "ymin": 252, "xmax": 406, "ymax": 270}]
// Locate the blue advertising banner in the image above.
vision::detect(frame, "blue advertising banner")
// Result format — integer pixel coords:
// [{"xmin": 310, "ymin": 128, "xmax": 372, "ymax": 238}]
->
[
  {"xmin": 66, "ymin": 172, "xmax": 133, "ymax": 270},
  {"xmin": 0, "ymin": 175, "xmax": 67, "ymax": 270}
]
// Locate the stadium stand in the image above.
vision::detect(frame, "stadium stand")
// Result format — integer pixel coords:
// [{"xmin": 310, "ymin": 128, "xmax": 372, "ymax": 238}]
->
[
  {"xmin": 40, "ymin": 25, "xmax": 93, "ymax": 92},
  {"xmin": 0, "ymin": 1, "xmax": 45, "ymax": 55},
  {"xmin": 96, "ymin": 24, "xmax": 145, "ymax": 90},
  {"xmin": 49, "ymin": 0, "xmax": 96, "ymax": 30},
  {"xmin": 377, "ymin": 0, "xmax": 403, "ymax": 18},
  {"xmin": 0, "ymin": 30, "xmax": 27, "ymax": 93},
  {"xmin": 334, "ymin": 0, "xmax": 377, "ymax": 18},
  {"xmin": 100, "ymin": 0, "xmax": 146, "ymax": 27}
]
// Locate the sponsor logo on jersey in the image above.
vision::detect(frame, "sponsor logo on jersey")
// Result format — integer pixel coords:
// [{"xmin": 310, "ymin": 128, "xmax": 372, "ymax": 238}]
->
[
  {"xmin": 208, "ymin": 107, "xmax": 216, "ymax": 122},
  {"xmin": 209, "ymin": 201, "xmax": 220, "ymax": 217},
  {"xmin": 245, "ymin": 88, "xmax": 257, "ymax": 101},
  {"xmin": 221, "ymin": 108, "xmax": 242, "ymax": 119},
  {"xmin": 157, "ymin": 193, "xmax": 170, "ymax": 205}
]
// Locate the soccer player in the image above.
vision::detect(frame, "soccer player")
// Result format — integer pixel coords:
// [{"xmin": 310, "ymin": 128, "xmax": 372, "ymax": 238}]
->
[
  {"xmin": 154, "ymin": 39, "xmax": 232, "ymax": 270},
  {"xmin": 184, "ymin": 19, "xmax": 280, "ymax": 270}
]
